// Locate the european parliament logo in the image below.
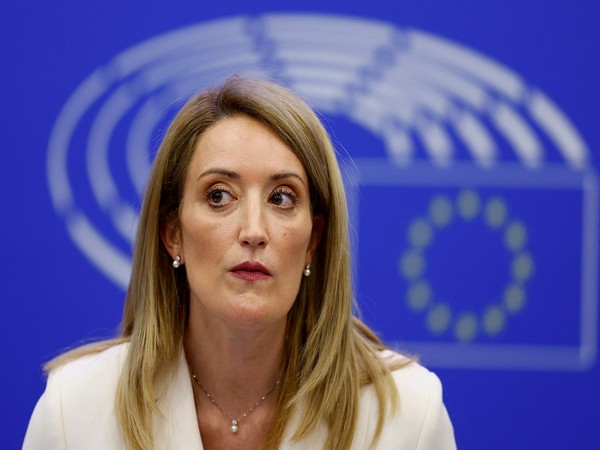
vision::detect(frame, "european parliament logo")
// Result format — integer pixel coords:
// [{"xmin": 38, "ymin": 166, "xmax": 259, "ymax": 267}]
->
[{"xmin": 46, "ymin": 13, "xmax": 597, "ymax": 371}]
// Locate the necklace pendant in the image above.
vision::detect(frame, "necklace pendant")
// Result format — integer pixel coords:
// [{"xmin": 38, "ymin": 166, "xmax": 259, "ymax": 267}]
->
[{"xmin": 231, "ymin": 419, "xmax": 239, "ymax": 433}]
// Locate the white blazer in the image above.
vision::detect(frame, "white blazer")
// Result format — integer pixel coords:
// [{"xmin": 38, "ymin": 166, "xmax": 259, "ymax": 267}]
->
[{"xmin": 23, "ymin": 343, "xmax": 456, "ymax": 449}]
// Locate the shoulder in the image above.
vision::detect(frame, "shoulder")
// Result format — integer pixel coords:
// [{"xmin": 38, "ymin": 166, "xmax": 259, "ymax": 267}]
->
[
  {"xmin": 51, "ymin": 341, "xmax": 129, "ymax": 380},
  {"xmin": 390, "ymin": 355, "xmax": 443, "ymax": 397},
  {"xmin": 23, "ymin": 342, "xmax": 129, "ymax": 450},
  {"xmin": 53, "ymin": 341, "xmax": 128, "ymax": 378},
  {"xmin": 376, "ymin": 349, "xmax": 444, "ymax": 401},
  {"xmin": 49, "ymin": 342, "xmax": 129, "ymax": 417},
  {"xmin": 358, "ymin": 350, "xmax": 457, "ymax": 449},
  {"xmin": 45, "ymin": 341, "xmax": 129, "ymax": 406}
]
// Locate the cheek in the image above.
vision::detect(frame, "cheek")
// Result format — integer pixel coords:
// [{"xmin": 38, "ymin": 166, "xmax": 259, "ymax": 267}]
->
[
  {"xmin": 181, "ymin": 214, "xmax": 228, "ymax": 260},
  {"xmin": 279, "ymin": 224, "xmax": 313, "ymax": 260}
]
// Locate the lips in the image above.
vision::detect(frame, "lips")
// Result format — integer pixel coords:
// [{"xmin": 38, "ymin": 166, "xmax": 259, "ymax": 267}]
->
[{"xmin": 229, "ymin": 261, "xmax": 272, "ymax": 281}]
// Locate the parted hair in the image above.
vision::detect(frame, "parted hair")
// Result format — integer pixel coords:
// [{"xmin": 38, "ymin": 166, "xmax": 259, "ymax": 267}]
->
[{"xmin": 47, "ymin": 76, "xmax": 403, "ymax": 450}]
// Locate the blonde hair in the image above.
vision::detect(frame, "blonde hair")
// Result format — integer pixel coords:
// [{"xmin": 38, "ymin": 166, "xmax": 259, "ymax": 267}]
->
[{"xmin": 47, "ymin": 76, "xmax": 404, "ymax": 450}]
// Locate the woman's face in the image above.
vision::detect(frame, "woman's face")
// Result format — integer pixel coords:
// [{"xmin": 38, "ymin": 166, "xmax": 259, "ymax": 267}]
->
[{"xmin": 164, "ymin": 115, "xmax": 322, "ymax": 331}]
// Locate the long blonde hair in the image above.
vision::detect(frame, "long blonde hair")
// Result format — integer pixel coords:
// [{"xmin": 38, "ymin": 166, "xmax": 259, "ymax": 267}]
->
[{"xmin": 47, "ymin": 76, "xmax": 403, "ymax": 450}]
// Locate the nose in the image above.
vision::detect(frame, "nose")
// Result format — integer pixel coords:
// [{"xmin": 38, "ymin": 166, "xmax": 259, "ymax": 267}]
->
[{"xmin": 238, "ymin": 198, "xmax": 268, "ymax": 248}]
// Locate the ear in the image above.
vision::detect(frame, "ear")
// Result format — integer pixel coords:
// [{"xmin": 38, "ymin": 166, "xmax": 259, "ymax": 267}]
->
[
  {"xmin": 306, "ymin": 214, "xmax": 324, "ymax": 263},
  {"xmin": 160, "ymin": 215, "xmax": 183, "ymax": 261}
]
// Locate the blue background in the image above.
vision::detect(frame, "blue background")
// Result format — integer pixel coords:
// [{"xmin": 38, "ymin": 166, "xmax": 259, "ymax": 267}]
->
[{"xmin": 3, "ymin": 1, "xmax": 600, "ymax": 449}]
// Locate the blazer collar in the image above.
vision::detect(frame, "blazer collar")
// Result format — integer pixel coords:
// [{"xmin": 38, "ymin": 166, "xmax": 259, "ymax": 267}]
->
[
  {"xmin": 154, "ymin": 347, "xmax": 204, "ymax": 449},
  {"xmin": 150, "ymin": 347, "xmax": 329, "ymax": 449}
]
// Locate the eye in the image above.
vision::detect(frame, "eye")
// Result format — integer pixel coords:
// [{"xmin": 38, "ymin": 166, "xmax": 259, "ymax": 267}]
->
[
  {"xmin": 204, "ymin": 186, "xmax": 234, "ymax": 207},
  {"xmin": 270, "ymin": 188, "xmax": 297, "ymax": 208}
]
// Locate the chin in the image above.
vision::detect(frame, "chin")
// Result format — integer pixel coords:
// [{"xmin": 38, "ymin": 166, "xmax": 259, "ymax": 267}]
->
[{"xmin": 227, "ymin": 299, "xmax": 289, "ymax": 331}]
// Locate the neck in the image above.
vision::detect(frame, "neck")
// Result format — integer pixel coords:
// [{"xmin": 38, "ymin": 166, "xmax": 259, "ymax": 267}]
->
[{"xmin": 183, "ymin": 310, "xmax": 285, "ymax": 411}]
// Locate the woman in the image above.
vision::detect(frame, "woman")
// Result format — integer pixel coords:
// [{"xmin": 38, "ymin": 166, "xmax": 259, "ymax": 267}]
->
[{"xmin": 24, "ymin": 76, "xmax": 456, "ymax": 449}]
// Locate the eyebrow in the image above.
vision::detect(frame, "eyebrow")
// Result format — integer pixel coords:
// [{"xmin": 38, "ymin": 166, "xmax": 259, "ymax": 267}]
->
[
  {"xmin": 197, "ymin": 168, "xmax": 240, "ymax": 181},
  {"xmin": 197, "ymin": 169, "xmax": 306, "ymax": 186},
  {"xmin": 270, "ymin": 171, "xmax": 306, "ymax": 186}
]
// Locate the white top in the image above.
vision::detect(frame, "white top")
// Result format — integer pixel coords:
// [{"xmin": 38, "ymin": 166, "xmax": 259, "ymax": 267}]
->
[{"xmin": 23, "ymin": 343, "xmax": 456, "ymax": 449}]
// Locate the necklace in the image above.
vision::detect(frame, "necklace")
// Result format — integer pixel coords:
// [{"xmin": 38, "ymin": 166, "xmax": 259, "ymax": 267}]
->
[{"xmin": 191, "ymin": 373, "xmax": 279, "ymax": 434}]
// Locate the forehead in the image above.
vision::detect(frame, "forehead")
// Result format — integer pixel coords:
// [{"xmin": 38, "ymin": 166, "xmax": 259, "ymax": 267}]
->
[{"xmin": 189, "ymin": 115, "xmax": 308, "ymax": 179}]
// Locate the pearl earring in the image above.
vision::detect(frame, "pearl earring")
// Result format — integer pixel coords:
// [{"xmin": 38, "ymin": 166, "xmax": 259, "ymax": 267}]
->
[
  {"xmin": 303, "ymin": 264, "xmax": 311, "ymax": 277},
  {"xmin": 172, "ymin": 256, "xmax": 181, "ymax": 269}
]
